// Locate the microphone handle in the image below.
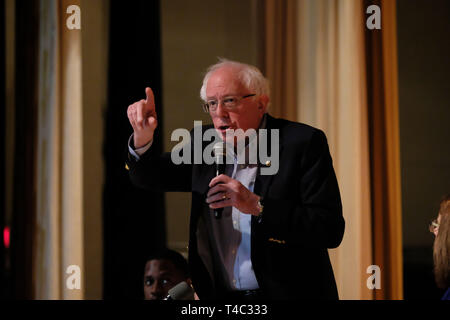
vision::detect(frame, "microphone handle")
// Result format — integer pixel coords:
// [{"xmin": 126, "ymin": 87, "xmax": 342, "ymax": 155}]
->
[{"xmin": 214, "ymin": 161, "xmax": 226, "ymax": 219}]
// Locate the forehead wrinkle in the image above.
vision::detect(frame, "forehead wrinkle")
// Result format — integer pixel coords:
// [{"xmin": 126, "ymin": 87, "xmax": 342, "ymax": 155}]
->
[
  {"xmin": 206, "ymin": 68, "xmax": 246, "ymax": 98},
  {"xmin": 207, "ymin": 80, "xmax": 240, "ymax": 94}
]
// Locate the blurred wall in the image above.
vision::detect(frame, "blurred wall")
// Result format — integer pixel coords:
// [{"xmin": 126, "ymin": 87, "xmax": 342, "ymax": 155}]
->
[
  {"xmin": 160, "ymin": 0, "xmax": 263, "ymax": 253},
  {"xmin": 397, "ymin": 0, "xmax": 450, "ymax": 250},
  {"xmin": 397, "ymin": 0, "xmax": 450, "ymax": 298}
]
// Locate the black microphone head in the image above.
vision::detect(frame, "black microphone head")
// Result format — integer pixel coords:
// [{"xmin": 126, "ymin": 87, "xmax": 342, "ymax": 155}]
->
[{"xmin": 167, "ymin": 281, "xmax": 195, "ymax": 300}]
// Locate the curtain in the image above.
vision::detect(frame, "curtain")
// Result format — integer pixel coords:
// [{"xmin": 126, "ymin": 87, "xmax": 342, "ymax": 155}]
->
[
  {"xmin": 34, "ymin": 0, "xmax": 84, "ymax": 299},
  {"xmin": 103, "ymin": 0, "xmax": 166, "ymax": 299},
  {"xmin": 0, "ymin": 0, "xmax": 7, "ymax": 298},
  {"xmin": 296, "ymin": 0, "xmax": 373, "ymax": 300},
  {"xmin": 265, "ymin": 0, "xmax": 403, "ymax": 299},
  {"xmin": 11, "ymin": 0, "xmax": 40, "ymax": 299},
  {"xmin": 263, "ymin": 0, "xmax": 298, "ymax": 121},
  {"xmin": 364, "ymin": 0, "xmax": 403, "ymax": 300}
]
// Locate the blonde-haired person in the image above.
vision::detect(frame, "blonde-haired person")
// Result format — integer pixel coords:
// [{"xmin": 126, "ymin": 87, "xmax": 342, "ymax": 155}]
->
[{"xmin": 430, "ymin": 194, "xmax": 450, "ymax": 300}]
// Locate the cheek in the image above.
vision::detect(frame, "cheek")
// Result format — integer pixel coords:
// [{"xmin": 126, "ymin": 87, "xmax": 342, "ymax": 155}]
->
[
  {"xmin": 211, "ymin": 116, "xmax": 220, "ymax": 125},
  {"xmin": 233, "ymin": 113, "xmax": 260, "ymax": 131},
  {"xmin": 144, "ymin": 287, "xmax": 151, "ymax": 299}
]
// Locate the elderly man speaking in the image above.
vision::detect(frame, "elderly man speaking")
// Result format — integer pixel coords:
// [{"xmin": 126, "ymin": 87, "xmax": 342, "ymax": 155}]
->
[{"xmin": 126, "ymin": 59, "xmax": 345, "ymax": 300}]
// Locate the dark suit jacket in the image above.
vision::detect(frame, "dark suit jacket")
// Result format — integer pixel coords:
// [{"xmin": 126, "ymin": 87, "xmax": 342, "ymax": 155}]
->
[{"xmin": 126, "ymin": 114, "xmax": 345, "ymax": 300}]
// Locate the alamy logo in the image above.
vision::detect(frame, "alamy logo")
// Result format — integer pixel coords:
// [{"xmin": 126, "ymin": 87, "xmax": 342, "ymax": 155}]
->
[
  {"xmin": 170, "ymin": 121, "xmax": 280, "ymax": 175},
  {"xmin": 66, "ymin": 265, "xmax": 81, "ymax": 290},
  {"xmin": 66, "ymin": 5, "xmax": 81, "ymax": 30},
  {"xmin": 366, "ymin": 5, "xmax": 381, "ymax": 30},
  {"xmin": 366, "ymin": 265, "xmax": 381, "ymax": 290}
]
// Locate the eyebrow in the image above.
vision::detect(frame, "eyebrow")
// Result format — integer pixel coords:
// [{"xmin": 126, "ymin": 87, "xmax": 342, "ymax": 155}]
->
[
  {"xmin": 145, "ymin": 270, "xmax": 172, "ymax": 277},
  {"xmin": 206, "ymin": 94, "xmax": 237, "ymax": 100}
]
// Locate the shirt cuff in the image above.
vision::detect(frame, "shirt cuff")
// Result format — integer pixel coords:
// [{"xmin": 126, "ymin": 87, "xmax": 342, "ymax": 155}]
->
[{"xmin": 128, "ymin": 134, "xmax": 153, "ymax": 161}]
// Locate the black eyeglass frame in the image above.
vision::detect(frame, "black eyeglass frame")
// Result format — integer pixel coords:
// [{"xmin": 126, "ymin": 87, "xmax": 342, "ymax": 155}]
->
[
  {"xmin": 429, "ymin": 219, "xmax": 440, "ymax": 234},
  {"xmin": 202, "ymin": 94, "xmax": 257, "ymax": 113}
]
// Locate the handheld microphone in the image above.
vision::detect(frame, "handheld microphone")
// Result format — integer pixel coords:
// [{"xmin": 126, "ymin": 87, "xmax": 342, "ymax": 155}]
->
[
  {"xmin": 213, "ymin": 142, "xmax": 226, "ymax": 219},
  {"xmin": 164, "ymin": 281, "xmax": 195, "ymax": 300}
]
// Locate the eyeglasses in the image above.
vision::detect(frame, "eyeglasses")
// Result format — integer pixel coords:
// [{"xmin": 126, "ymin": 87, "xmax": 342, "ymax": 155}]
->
[
  {"xmin": 202, "ymin": 94, "xmax": 256, "ymax": 113},
  {"xmin": 429, "ymin": 219, "xmax": 440, "ymax": 234}
]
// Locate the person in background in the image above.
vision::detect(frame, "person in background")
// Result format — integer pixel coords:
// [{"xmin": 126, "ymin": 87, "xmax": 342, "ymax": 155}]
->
[
  {"xmin": 143, "ymin": 248, "xmax": 191, "ymax": 300},
  {"xmin": 429, "ymin": 194, "xmax": 450, "ymax": 300}
]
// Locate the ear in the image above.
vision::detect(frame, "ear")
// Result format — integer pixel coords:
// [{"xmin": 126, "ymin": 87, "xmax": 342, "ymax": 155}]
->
[{"xmin": 258, "ymin": 94, "xmax": 269, "ymax": 114}]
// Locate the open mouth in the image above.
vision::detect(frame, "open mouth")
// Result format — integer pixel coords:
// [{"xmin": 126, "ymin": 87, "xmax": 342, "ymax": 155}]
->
[{"xmin": 218, "ymin": 125, "xmax": 231, "ymax": 131}]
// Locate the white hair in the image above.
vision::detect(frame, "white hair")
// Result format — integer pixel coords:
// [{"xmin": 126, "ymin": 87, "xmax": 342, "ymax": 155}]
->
[{"xmin": 199, "ymin": 58, "xmax": 270, "ymax": 102}]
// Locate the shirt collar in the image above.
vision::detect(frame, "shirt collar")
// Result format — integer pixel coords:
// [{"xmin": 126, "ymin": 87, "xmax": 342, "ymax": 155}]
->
[{"xmin": 228, "ymin": 113, "xmax": 267, "ymax": 166}]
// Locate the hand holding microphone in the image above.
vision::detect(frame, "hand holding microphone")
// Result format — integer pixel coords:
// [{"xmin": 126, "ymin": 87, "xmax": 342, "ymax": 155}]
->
[{"xmin": 207, "ymin": 142, "xmax": 262, "ymax": 217}]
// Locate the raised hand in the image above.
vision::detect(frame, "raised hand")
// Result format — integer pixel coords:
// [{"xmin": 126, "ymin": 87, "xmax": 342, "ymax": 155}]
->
[{"xmin": 127, "ymin": 87, "xmax": 158, "ymax": 148}]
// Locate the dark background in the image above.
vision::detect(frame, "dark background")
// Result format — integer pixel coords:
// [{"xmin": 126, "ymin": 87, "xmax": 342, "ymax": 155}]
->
[
  {"xmin": 103, "ymin": 0, "xmax": 166, "ymax": 299},
  {"xmin": 397, "ymin": 0, "xmax": 450, "ymax": 300}
]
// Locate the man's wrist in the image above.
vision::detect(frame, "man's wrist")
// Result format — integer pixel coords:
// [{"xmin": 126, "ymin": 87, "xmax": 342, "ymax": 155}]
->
[
  {"xmin": 135, "ymin": 140, "xmax": 153, "ymax": 156},
  {"xmin": 134, "ymin": 138, "xmax": 152, "ymax": 149},
  {"xmin": 128, "ymin": 134, "xmax": 153, "ymax": 161}
]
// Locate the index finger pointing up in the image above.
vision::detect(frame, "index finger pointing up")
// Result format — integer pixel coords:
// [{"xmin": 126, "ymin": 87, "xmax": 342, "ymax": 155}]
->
[{"xmin": 145, "ymin": 87, "xmax": 155, "ymax": 109}]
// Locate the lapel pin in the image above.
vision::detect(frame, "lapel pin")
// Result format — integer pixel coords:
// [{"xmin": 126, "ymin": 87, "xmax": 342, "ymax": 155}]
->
[{"xmin": 268, "ymin": 237, "xmax": 286, "ymax": 244}]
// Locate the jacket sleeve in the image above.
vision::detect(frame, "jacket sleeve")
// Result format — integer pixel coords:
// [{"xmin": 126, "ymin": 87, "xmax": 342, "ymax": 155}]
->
[
  {"xmin": 259, "ymin": 129, "xmax": 345, "ymax": 249},
  {"xmin": 126, "ymin": 138, "xmax": 192, "ymax": 193}
]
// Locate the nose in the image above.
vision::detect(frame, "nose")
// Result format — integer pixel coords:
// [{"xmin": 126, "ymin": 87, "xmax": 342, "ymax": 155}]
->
[
  {"xmin": 215, "ymin": 101, "xmax": 229, "ymax": 118},
  {"xmin": 150, "ymin": 281, "xmax": 164, "ymax": 298}
]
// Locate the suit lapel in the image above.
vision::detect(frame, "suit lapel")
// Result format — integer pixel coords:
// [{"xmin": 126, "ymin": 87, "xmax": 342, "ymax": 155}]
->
[
  {"xmin": 253, "ymin": 114, "xmax": 281, "ymax": 198},
  {"xmin": 252, "ymin": 115, "xmax": 283, "ymax": 228}
]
